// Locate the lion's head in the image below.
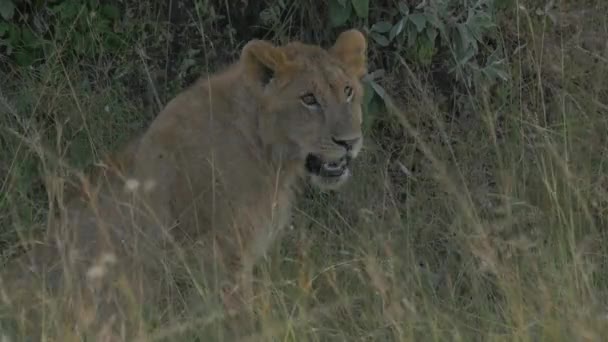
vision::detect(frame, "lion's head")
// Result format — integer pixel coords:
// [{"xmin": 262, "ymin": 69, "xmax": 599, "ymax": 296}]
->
[{"xmin": 241, "ymin": 29, "xmax": 367, "ymax": 190}]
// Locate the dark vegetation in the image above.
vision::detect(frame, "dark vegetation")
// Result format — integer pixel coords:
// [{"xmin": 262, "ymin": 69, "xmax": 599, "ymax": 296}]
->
[{"xmin": 1, "ymin": 0, "xmax": 607, "ymax": 340}]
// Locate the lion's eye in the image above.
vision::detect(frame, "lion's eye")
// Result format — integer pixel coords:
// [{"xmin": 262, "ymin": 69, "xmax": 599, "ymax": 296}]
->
[
  {"xmin": 300, "ymin": 93, "xmax": 319, "ymax": 107},
  {"xmin": 344, "ymin": 86, "xmax": 354, "ymax": 102}
]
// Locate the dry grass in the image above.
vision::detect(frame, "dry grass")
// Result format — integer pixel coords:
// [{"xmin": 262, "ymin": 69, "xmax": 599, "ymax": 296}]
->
[{"xmin": 1, "ymin": 1, "xmax": 608, "ymax": 341}]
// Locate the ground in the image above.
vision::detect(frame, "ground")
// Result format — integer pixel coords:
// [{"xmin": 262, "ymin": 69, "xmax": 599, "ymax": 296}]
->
[{"xmin": 0, "ymin": 0, "xmax": 607, "ymax": 341}]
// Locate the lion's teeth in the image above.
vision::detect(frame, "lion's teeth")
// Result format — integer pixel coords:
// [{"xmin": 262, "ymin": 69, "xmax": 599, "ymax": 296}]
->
[{"xmin": 322, "ymin": 160, "xmax": 349, "ymax": 175}]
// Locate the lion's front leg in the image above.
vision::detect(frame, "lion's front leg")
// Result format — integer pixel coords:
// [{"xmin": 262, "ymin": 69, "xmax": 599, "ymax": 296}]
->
[
  {"xmin": 209, "ymin": 223, "xmax": 252, "ymax": 317},
  {"xmin": 217, "ymin": 219, "xmax": 274, "ymax": 317},
  {"xmin": 212, "ymin": 191, "xmax": 289, "ymax": 318},
  {"xmin": 219, "ymin": 260, "xmax": 254, "ymax": 317}
]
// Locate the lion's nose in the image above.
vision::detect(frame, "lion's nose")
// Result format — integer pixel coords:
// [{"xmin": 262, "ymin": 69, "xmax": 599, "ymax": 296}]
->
[{"xmin": 332, "ymin": 137, "xmax": 361, "ymax": 151}]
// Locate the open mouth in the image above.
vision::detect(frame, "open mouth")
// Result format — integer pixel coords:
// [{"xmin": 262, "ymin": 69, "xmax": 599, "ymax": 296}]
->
[{"xmin": 305, "ymin": 154, "xmax": 351, "ymax": 178}]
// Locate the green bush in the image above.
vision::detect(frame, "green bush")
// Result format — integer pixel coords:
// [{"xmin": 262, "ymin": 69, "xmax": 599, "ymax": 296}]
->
[
  {"xmin": 0, "ymin": 0, "xmax": 125, "ymax": 66},
  {"xmin": 331, "ymin": 0, "xmax": 508, "ymax": 79},
  {"xmin": 2, "ymin": 1, "xmax": 608, "ymax": 339}
]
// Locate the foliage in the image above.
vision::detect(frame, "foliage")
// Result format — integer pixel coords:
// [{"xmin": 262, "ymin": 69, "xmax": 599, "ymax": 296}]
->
[
  {"xmin": 328, "ymin": 0, "xmax": 509, "ymax": 122},
  {"xmin": 328, "ymin": 0, "xmax": 369, "ymax": 27},
  {"xmin": 0, "ymin": 0, "xmax": 125, "ymax": 66},
  {"xmin": 329, "ymin": 0, "xmax": 504, "ymax": 70},
  {"xmin": 1, "ymin": 0, "xmax": 608, "ymax": 340}
]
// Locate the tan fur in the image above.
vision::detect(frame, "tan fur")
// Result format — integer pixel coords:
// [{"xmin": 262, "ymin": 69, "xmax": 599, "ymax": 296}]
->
[
  {"xmin": 128, "ymin": 28, "xmax": 367, "ymax": 306},
  {"xmin": 1, "ymin": 29, "xmax": 367, "ymax": 338}
]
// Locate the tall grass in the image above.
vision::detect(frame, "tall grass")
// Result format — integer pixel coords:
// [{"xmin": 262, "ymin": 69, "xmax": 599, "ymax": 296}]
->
[{"xmin": 1, "ymin": 1, "xmax": 607, "ymax": 341}]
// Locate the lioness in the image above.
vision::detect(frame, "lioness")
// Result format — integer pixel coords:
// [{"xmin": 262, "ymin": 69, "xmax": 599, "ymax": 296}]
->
[
  {"xmin": 131, "ymin": 28, "xmax": 367, "ymax": 306},
  {"xmin": 1, "ymin": 29, "xmax": 367, "ymax": 337}
]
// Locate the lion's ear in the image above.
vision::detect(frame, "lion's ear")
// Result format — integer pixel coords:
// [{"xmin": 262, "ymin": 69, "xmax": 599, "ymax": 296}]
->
[
  {"xmin": 241, "ymin": 40, "xmax": 290, "ymax": 85},
  {"xmin": 330, "ymin": 29, "xmax": 368, "ymax": 78}
]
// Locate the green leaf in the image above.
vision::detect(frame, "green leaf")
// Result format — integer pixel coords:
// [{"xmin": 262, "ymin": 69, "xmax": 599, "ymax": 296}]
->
[
  {"xmin": 370, "ymin": 80, "xmax": 387, "ymax": 100},
  {"xmin": 453, "ymin": 23, "xmax": 477, "ymax": 65},
  {"xmin": 0, "ymin": 0, "xmax": 15, "ymax": 20},
  {"xmin": 416, "ymin": 34, "xmax": 435, "ymax": 66},
  {"xmin": 389, "ymin": 18, "xmax": 406, "ymax": 41},
  {"xmin": 407, "ymin": 22, "xmax": 417, "ymax": 47},
  {"xmin": 466, "ymin": 10, "xmax": 494, "ymax": 42},
  {"xmin": 482, "ymin": 64, "xmax": 508, "ymax": 82},
  {"xmin": 351, "ymin": 0, "xmax": 369, "ymax": 19},
  {"xmin": 368, "ymin": 95, "xmax": 384, "ymax": 121},
  {"xmin": 456, "ymin": 23, "xmax": 472, "ymax": 52},
  {"xmin": 370, "ymin": 32, "xmax": 389, "ymax": 47},
  {"xmin": 104, "ymin": 32, "xmax": 124, "ymax": 51},
  {"xmin": 492, "ymin": 68, "xmax": 509, "ymax": 82},
  {"xmin": 20, "ymin": 27, "xmax": 38, "ymax": 48},
  {"xmin": 14, "ymin": 50, "xmax": 36, "ymax": 66},
  {"xmin": 424, "ymin": 11, "xmax": 445, "ymax": 34},
  {"xmin": 458, "ymin": 45, "xmax": 476, "ymax": 66},
  {"xmin": 468, "ymin": 9, "xmax": 495, "ymax": 29},
  {"xmin": 371, "ymin": 21, "xmax": 392, "ymax": 33},
  {"xmin": 100, "ymin": 4, "xmax": 120, "ymax": 20},
  {"xmin": 74, "ymin": 31, "xmax": 91, "ymax": 56},
  {"xmin": 408, "ymin": 13, "xmax": 427, "ymax": 33},
  {"xmin": 363, "ymin": 79, "xmax": 374, "ymax": 108},
  {"xmin": 426, "ymin": 26, "xmax": 437, "ymax": 43},
  {"xmin": 7, "ymin": 23, "xmax": 20, "ymax": 43},
  {"xmin": 362, "ymin": 84, "xmax": 373, "ymax": 131},
  {"xmin": 54, "ymin": 0, "xmax": 81, "ymax": 21},
  {"xmin": 362, "ymin": 79, "xmax": 385, "ymax": 133},
  {"xmin": 363, "ymin": 96, "xmax": 382, "ymax": 133},
  {"xmin": 398, "ymin": 1, "xmax": 409, "ymax": 15},
  {"xmin": 90, "ymin": 12, "xmax": 108, "ymax": 31},
  {"xmin": 328, "ymin": 0, "xmax": 352, "ymax": 27},
  {"xmin": 0, "ymin": 22, "xmax": 8, "ymax": 37}
]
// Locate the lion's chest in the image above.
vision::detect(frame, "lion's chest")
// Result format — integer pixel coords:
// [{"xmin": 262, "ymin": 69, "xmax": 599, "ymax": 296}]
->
[
  {"xmin": 134, "ymin": 110, "xmax": 299, "ymax": 259},
  {"xmin": 168, "ymin": 153, "xmax": 297, "ymax": 251}
]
